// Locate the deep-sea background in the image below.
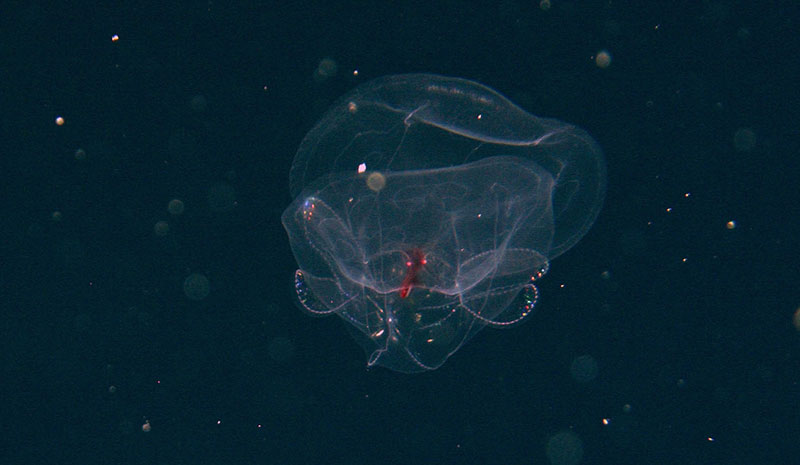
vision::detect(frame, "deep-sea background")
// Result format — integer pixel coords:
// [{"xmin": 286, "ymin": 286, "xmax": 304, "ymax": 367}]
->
[{"xmin": 2, "ymin": 1, "xmax": 798, "ymax": 464}]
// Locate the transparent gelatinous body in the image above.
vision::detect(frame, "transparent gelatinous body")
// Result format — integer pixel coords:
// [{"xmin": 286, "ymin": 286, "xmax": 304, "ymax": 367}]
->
[{"xmin": 282, "ymin": 74, "xmax": 606, "ymax": 373}]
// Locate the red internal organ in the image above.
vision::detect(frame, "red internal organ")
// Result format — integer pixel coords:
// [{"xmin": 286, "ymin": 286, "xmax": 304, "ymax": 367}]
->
[{"xmin": 399, "ymin": 249, "xmax": 427, "ymax": 298}]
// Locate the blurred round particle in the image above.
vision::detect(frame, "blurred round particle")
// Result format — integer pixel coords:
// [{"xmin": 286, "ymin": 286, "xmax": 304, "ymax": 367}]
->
[
  {"xmin": 168, "ymin": 198, "xmax": 185, "ymax": 215},
  {"xmin": 190, "ymin": 94, "xmax": 208, "ymax": 112},
  {"xmin": 314, "ymin": 57, "xmax": 338, "ymax": 82},
  {"xmin": 183, "ymin": 273, "xmax": 210, "ymax": 301},
  {"xmin": 595, "ymin": 50, "xmax": 612, "ymax": 69},
  {"xmin": 622, "ymin": 403, "xmax": 632, "ymax": 413},
  {"xmin": 570, "ymin": 354, "xmax": 598, "ymax": 383},
  {"xmin": 366, "ymin": 172, "xmax": 386, "ymax": 192},
  {"xmin": 733, "ymin": 127, "xmax": 756, "ymax": 152},
  {"xmin": 546, "ymin": 431, "xmax": 583, "ymax": 465},
  {"xmin": 154, "ymin": 220, "xmax": 170, "ymax": 236}
]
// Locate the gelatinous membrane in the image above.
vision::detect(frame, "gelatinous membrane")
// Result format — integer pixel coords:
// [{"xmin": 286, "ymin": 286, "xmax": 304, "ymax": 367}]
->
[{"xmin": 283, "ymin": 74, "xmax": 605, "ymax": 373}]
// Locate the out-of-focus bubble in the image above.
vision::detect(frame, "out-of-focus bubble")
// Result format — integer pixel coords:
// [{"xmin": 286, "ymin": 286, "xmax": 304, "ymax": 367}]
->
[
  {"xmin": 183, "ymin": 273, "xmax": 210, "ymax": 301},
  {"xmin": 733, "ymin": 127, "xmax": 756, "ymax": 152},
  {"xmin": 168, "ymin": 199, "xmax": 185, "ymax": 215},
  {"xmin": 190, "ymin": 95, "xmax": 207, "ymax": 112},
  {"xmin": 595, "ymin": 49, "xmax": 612, "ymax": 68},
  {"xmin": 570, "ymin": 354, "xmax": 598, "ymax": 383},
  {"xmin": 622, "ymin": 403, "xmax": 632, "ymax": 413},
  {"xmin": 546, "ymin": 431, "xmax": 583, "ymax": 465},
  {"xmin": 366, "ymin": 172, "xmax": 386, "ymax": 192},
  {"xmin": 314, "ymin": 57, "xmax": 339, "ymax": 82},
  {"xmin": 154, "ymin": 221, "xmax": 170, "ymax": 236}
]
